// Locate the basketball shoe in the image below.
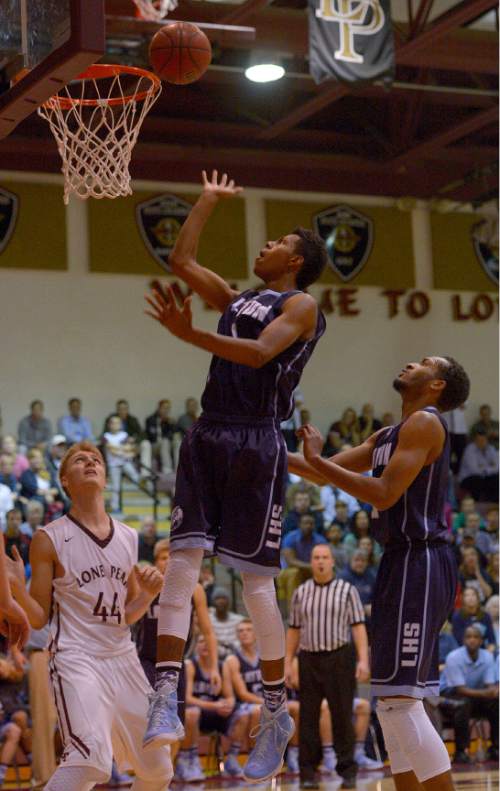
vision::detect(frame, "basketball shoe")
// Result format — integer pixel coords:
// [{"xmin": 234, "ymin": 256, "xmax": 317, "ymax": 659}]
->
[
  {"xmin": 143, "ymin": 687, "xmax": 185, "ymax": 748},
  {"xmin": 243, "ymin": 705, "xmax": 295, "ymax": 783}
]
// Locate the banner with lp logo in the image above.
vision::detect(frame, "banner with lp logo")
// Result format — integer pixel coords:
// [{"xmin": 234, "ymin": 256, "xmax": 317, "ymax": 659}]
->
[
  {"xmin": 0, "ymin": 186, "xmax": 18, "ymax": 255},
  {"xmin": 136, "ymin": 194, "xmax": 192, "ymax": 272},
  {"xmin": 309, "ymin": 0, "xmax": 394, "ymax": 84},
  {"xmin": 313, "ymin": 204, "xmax": 374, "ymax": 281}
]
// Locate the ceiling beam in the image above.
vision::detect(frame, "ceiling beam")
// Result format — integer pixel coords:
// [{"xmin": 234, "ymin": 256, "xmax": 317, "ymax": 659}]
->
[
  {"xmin": 389, "ymin": 104, "xmax": 498, "ymax": 169},
  {"xmin": 257, "ymin": 0, "xmax": 498, "ymax": 140},
  {"xmin": 105, "ymin": 12, "xmax": 498, "ymax": 74}
]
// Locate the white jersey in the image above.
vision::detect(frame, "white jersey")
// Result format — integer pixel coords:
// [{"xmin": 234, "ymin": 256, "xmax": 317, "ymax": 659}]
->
[{"xmin": 40, "ymin": 514, "xmax": 138, "ymax": 658}]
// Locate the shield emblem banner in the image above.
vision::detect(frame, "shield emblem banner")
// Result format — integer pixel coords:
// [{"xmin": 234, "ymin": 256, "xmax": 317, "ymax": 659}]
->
[
  {"xmin": 471, "ymin": 218, "xmax": 499, "ymax": 286},
  {"xmin": 0, "ymin": 186, "xmax": 18, "ymax": 255},
  {"xmin": 136, "ymin": 194, "xmax": 193, "ymax": 272},
  {"xmin": 313, "ymin": 204, "xmax": 373, "ymax": 281}
]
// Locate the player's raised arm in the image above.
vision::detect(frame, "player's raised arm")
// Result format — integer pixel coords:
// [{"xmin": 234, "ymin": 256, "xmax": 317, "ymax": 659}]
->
[
  {"xmin": 146, "ymin": 288, "xmax": 317, "ymax": 369},
  {"xmin": 298, "ymin": 411, "xmax": 445, "ymax": 511},
  {"xmin": 167, "ymin": 169, "xmax": 242, "ymax": 312}
]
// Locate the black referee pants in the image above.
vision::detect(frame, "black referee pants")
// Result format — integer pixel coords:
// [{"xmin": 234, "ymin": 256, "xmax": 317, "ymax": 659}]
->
[{"xmin": 298, "ymin": 645, "xmax": 357, "ymax": 782}]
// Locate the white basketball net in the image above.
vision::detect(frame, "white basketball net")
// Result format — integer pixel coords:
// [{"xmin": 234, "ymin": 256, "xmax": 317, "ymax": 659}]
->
[
  {"xmin": 38, "ymin": 67, "xmax": 161, "ymax": 204},
  {"xmin": 133, "ymin": 0, "xmax": 178, "ymax": 22}
]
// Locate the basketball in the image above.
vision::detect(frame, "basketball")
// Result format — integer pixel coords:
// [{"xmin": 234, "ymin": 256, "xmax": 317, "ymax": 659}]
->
[{"xmin": 149, "ymin": 22, "xmax": 212, "ymax": 86}]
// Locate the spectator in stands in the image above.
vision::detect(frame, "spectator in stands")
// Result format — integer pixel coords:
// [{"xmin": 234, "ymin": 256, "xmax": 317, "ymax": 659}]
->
[
  {"xmin": 325, "ymin": 524, "xmax": 348, "ymax": 572},
  {"xmin": 176, "ymin": 397, "xmax": 199, "ymax": 436},
  {"xmin": 184, "ymin": 634, "xmax": 251, "ymax": 778},
  {"xmin": 470, "ymin": 404, "xmax": 499, "ymax": 449},
  {"xmin": 103, "ymin": 415, "xmax": 140, "ymax": 513},
  {"xmin": 0, "ymin": 456, "xmax": 16, "ymax": 493},
  {"xmin": 343, "ymin": 510, "xmax": 380, "ymax": 563},
  {"xmin": 340, "ymin": 550, "xmax": 377, "ymax": 620},
  {"xmin": 286, "ymin": 479, "xmax": 322, "ymax": 513},
  {"xmin": 443, "ymin": 404, "xmax": 468, "ymax": 474},
  {"xmin": 458, "ymin": 547, "xmax": 494, "ymax": 603},
  {"xmin": 358, "ymin": 403, "xmax": 381, "ymax": 442},
  {"xmin": 486, "ymin": 552, "xmax": 499, "ymax": 596},
  {"xmin": 329, "ymin": 500, "xmax": 351, "ymax": 534},
  {"xmin": 142, "ymin": 399, "xmax": 181, "ymax": 475},
  {"xmin": 103, "ymin": 399, "xmax": 143, "ymax": 445},
  {"xmin": 208, "ymin": 587, "xmax": 244, "ymax": 659},
  {"xmin": 484, "ymin": 595, "xmax": 499, "ymax": 646},
  {"xmin": 458, "ymin": 429, "xmax": 499, "ymax": 503},
  {"xmin": 320, "ymin": 484, "xmax": 359, "ymax": 524},
  {"xmin": 0, "ymin": 485, "xmax": 14, "ymax": 532},
  {"xmin": 328, "ymin": 407, "xmax": 361, "ymax": 452},
  {"xmin": 381, "ymin": 411, "xmax": 395, "ymax": 427},
  {"xmin": 17, "ymin": 400, "xmax": 52, "ymax": 454},
  {"xmin": 138, "ymin": 515, "xmax": 159, "ymax": 564},
  {"xmin": 440, "ymin": 624, "xmax": 498, "ymax": 763},
  {"xmin": 457, "ymin": 526, "xmax": 488, "ymax": 570},
  {"xmin": 0, "ymin": 647, "xmax": 32, "ymax": 786},
  {"xmin": 439, "ymin": 622, "xmax": 459, "ymax": 667},
  {"xmin": 279, "ymin": 514, "xmax": 328, "ymax": 606},
  {"xmin": 57, "ymin": 397, "xmax": 94, "ymax": 444},
  {"xmin": 358, "ymin": 536, "xmax": 380, "ymax": 570},
  {"xmin": 0, "ymin": 437, "xmax": 28, "ymax": 481},
  {"xmin": 18, "ymin": 448, "xmax": 60, "ymax": 515},
  {"xmin": 484, "ymin": 506, "xmax": 499, "ymax": 553},
  {"xmin": 451, "ymin": 588, "xmax": 496, "ymax": 651},
  {"xmin": 44, "ymin": 435, "xmax": 68, "ymax": 500},
  {"xmin": 3, "ymin": 509, "xmax": 30, "ymax": 566},
  {"xmin": 452, "ymin": 496, "xmax": 480, "ymax": 534},
  {"xmin": 461, "ymin": 512, "xmax": 494, "ymax": 559},
  {"xmin": 20, "ymin": 500, "xmax": 44, "ymax": 538},
  {"xmin": 283, "ymin": 491, "xmax": 323, "ymax": 536}
]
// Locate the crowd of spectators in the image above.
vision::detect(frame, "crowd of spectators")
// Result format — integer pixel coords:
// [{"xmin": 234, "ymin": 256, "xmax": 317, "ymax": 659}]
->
[{"xmin": 0, "ymin": 397, "xmax": 497, "ymax": 783}]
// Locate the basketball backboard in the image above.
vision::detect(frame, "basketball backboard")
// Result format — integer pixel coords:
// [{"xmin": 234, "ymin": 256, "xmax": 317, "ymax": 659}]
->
[{"xmin": 0, "ymin": 0, "xmax": 105, "ymax": 139}]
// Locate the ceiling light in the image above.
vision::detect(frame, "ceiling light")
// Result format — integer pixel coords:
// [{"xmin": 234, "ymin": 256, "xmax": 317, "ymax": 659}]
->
[{"xmin": 245, "ymin": 63, "xmax": 285, "ymax": 83}]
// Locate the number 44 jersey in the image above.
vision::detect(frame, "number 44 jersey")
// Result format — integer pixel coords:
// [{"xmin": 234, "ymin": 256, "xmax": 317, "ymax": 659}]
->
[{"xmin": 40, "ymin": 514, "xmax": 138, "ymax": 658}]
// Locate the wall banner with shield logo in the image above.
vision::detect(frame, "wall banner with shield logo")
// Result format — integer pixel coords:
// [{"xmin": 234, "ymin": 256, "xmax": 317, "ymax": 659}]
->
[
  {"xmin": 135, "ymin": 193, "xmax": 193, "ymax": 272},
  {"xmin": 309, "ymin": 0, "xmax": 394, "ymax": 84},
  {"xmin": 313, "ymin": 204, "xmax": 374, "ymax": 281}
]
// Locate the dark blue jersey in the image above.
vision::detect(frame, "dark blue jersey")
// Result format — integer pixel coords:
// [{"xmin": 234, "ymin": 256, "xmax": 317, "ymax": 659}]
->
[
  {"xmin": 371, "ymin": 407, "xmax": 450, "ymax": 548},
  {"xmin": 191, "ymin": 657, "xmax": 221, "ymax": 701},
  {"xmin": 201, "ymin": 289, "xmax": 326, "ymax": 421},
  {"xmin": 234, "ymin": 649, "xmax": 263, "ymax": 698}
]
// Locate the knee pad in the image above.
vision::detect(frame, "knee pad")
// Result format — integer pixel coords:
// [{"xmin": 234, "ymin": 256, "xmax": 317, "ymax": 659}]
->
[
  {"xmin": 158, "ymin": 548, "xmax": 203, "ymax": 639},
  {"xmin": 241, "ymin": 573, "xmax": 285, "ymax": 661},
  {"xmin": 377, "ymin": 698, "xmax": 450, "ymax": 782}
]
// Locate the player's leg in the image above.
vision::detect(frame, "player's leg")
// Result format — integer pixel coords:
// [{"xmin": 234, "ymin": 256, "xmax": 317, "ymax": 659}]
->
[
  {"xmin": 377, "ymin": 697, "xmax": 454, "ymax": 791},
  {"xmin": 0, "ymin": 722, "xmax": 22, "ymax": 783},
  {"xmin": 319, "ymin": 699, "xmax": 337, "ymax": 773},
  {"xmin": 353, "ymin": 698, "xmax": 384, "ymax": 770},
  {"xmin": 145, "ymin": 424, "xmax": 221, "ymax": 747},
  {"xmin": 44, "ymin": 765, "xmax": 110, "ymax": 791},
  {"xmin": 223, "ymin": 707, "xmax": 249, "ymax": 777},
  {"xmin": 174, "ymin": 707, "xmax": 204, "ymax": 783},
  {"xmin": 285, "ymin": 699, "xmax": 300, "ymax": 772},
  {"xmin": 240, "ymin": 570, "xmax": 295, "ymax": 783},
  {"xmin": 111, "ymin": 652, "xmax": 172, "ymax": 790}
]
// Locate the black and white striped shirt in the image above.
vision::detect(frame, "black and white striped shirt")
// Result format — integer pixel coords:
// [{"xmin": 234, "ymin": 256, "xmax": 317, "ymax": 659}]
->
[{"xmin": 289, "ymin": 577, "xmax": 365, "ymax": 652}]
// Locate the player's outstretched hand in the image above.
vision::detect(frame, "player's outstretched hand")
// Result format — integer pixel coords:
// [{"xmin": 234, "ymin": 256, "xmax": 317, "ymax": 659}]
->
[
  {"xmin": 297, "ymin": 424, "xmax": 325, "ymax": 462},
  {"xmin": 145, "ymin": 281, "xmax": 193, "ymax": 341},
  {"xmin": 5, "ymin": 546, "xmax": 26, "ymax": 594},
  {"xmin": 0, "ymin": 598, "xmax": 30, "ymax": 650},
  {"xmin": 201, "ymin": 169, "xmax": 243, "ymax": 199},
  {"xmin": 134, "ymin": 564, "xmax": 164, "ymax": 597}
]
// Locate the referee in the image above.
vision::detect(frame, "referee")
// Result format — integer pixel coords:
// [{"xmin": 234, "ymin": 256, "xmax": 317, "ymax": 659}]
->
[{"xmin": 285, "ymin": 543, "xmax": 369, "ymax": 790}]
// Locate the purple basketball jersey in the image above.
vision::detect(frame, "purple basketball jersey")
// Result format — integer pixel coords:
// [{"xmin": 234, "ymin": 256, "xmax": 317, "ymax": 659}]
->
[
  {"xmin": 371, "ymin": 407, "xmax": 450, "ymax": 547},
  {"xmin": 201, "ymin": 289, "xmax": 326, "ymax": 421}
]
